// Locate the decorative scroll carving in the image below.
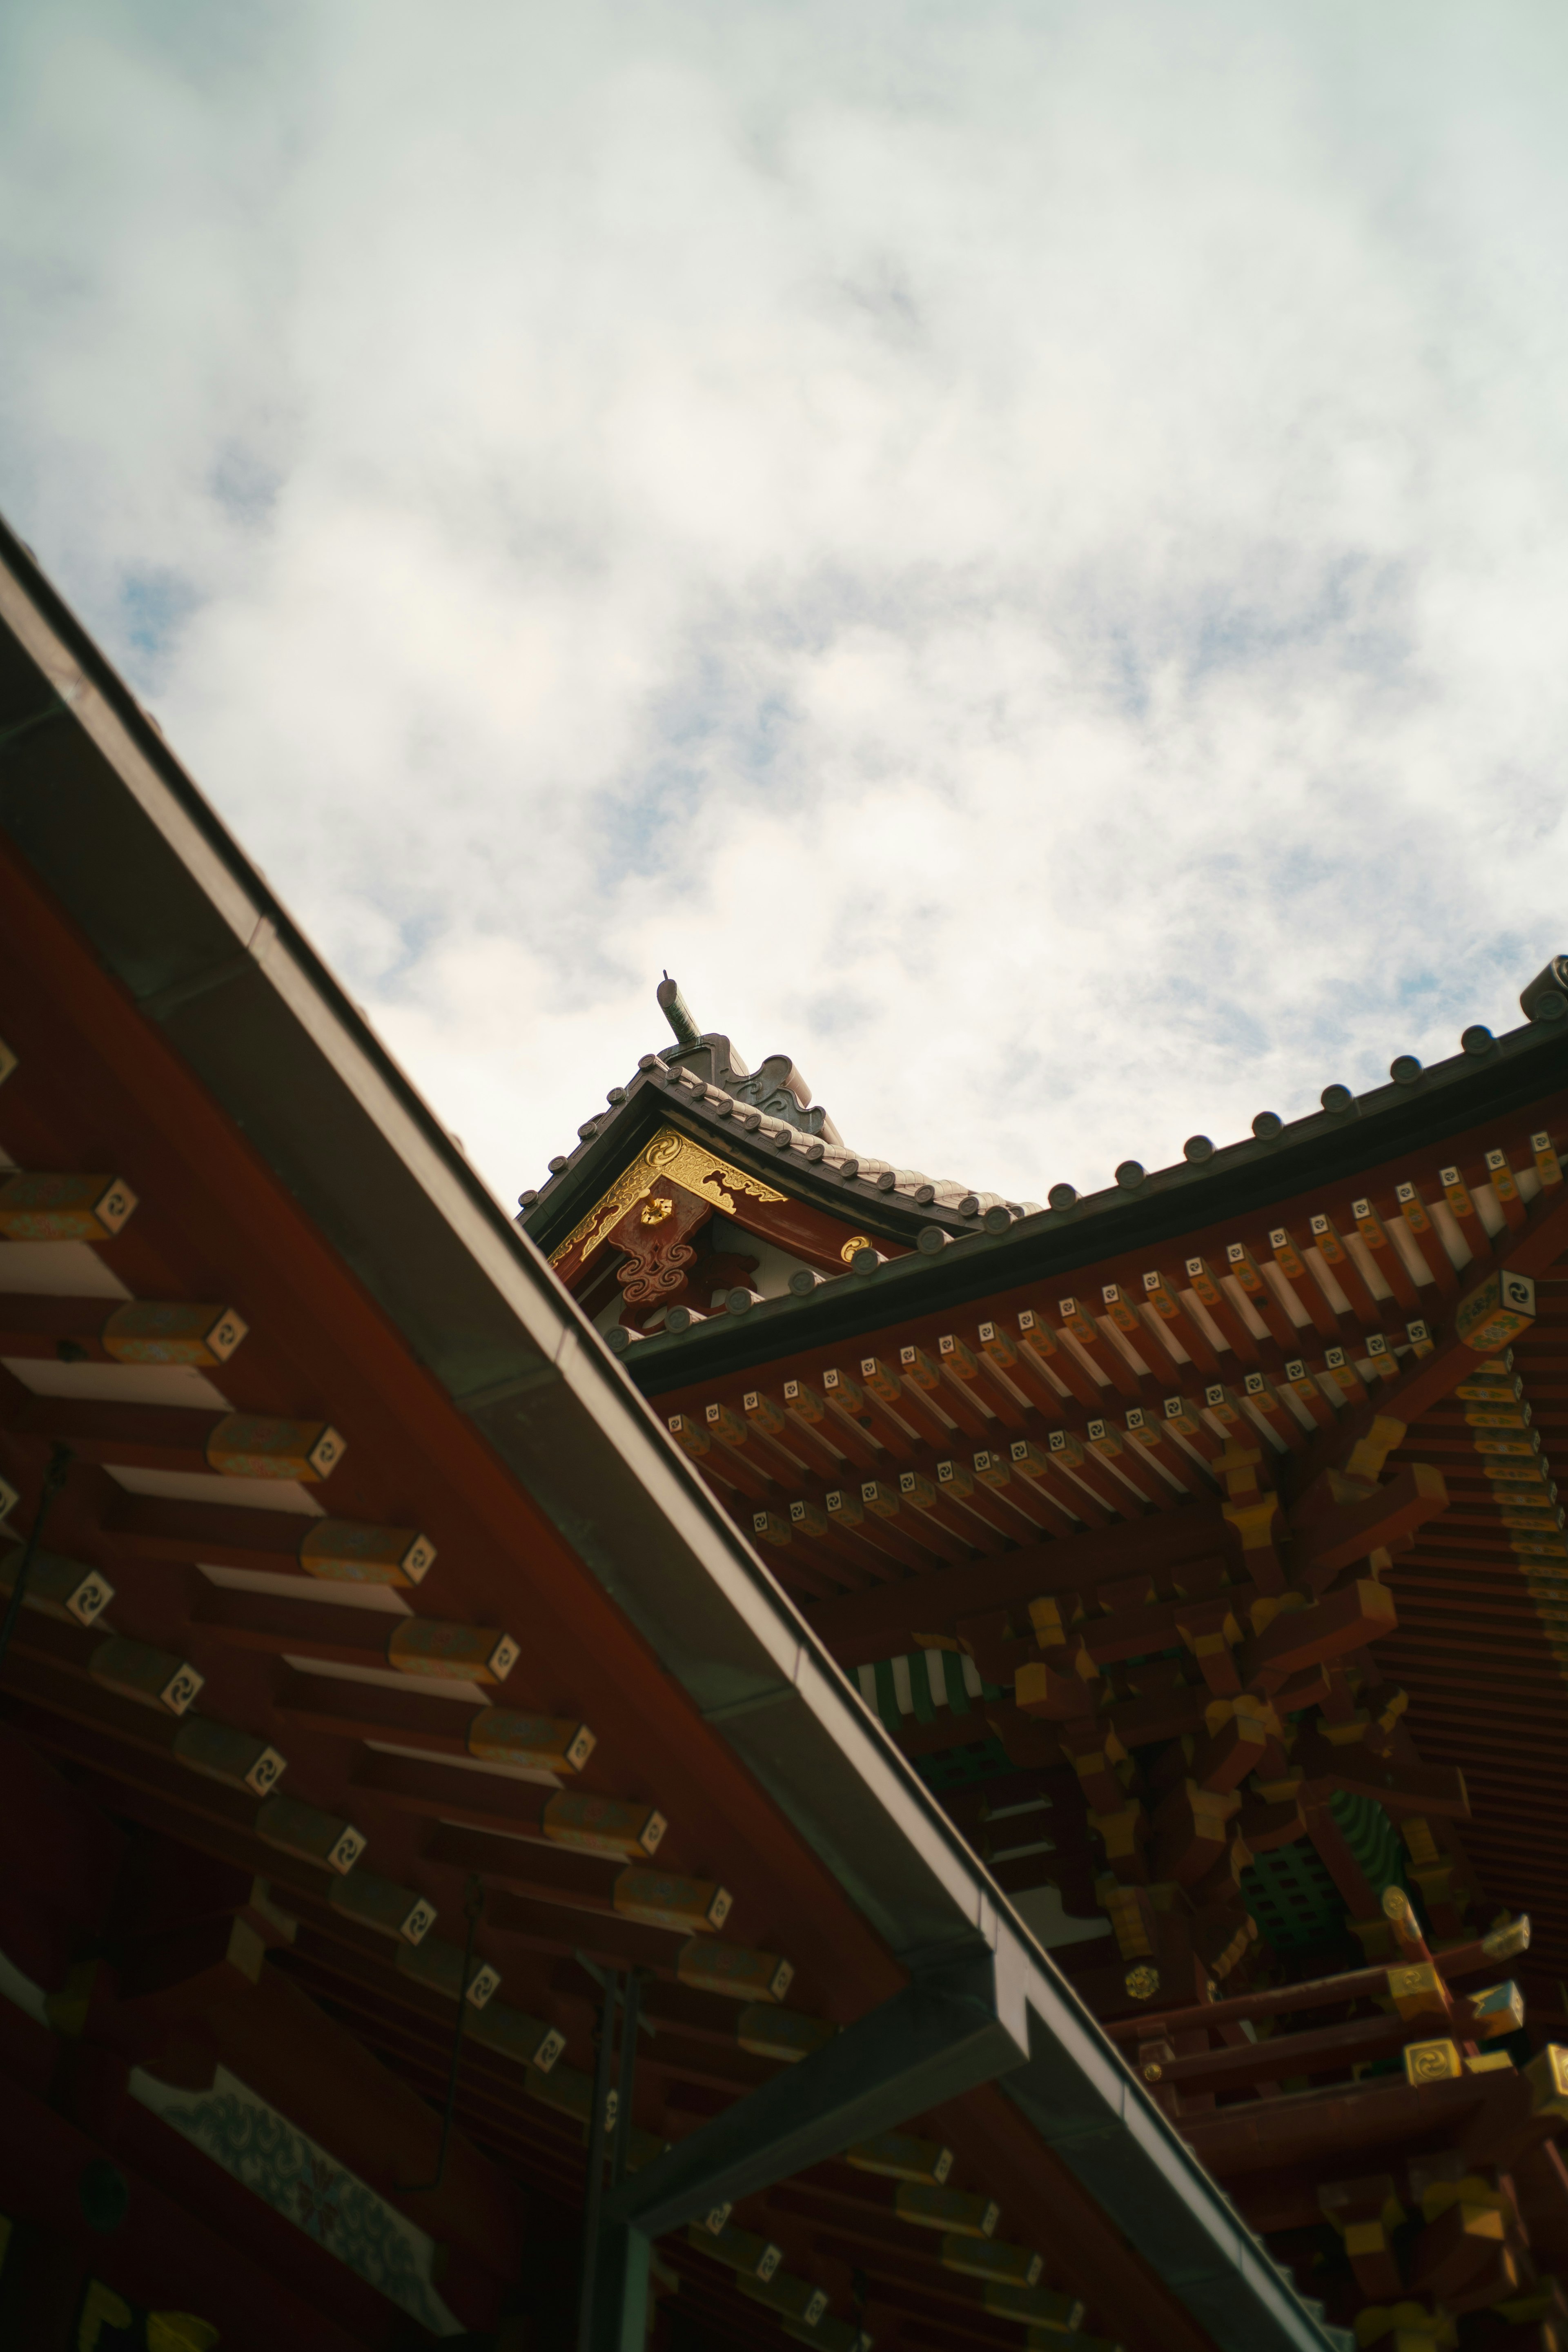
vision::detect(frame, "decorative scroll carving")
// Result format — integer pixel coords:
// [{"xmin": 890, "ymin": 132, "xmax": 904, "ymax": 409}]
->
[
  {"xmin": 615, "ymin": 1185, "xmax": 705, "ymax": 1306},
  {"xmin": 549, "ymin": 1127, "xmax": 786, "ymax": 1271}
]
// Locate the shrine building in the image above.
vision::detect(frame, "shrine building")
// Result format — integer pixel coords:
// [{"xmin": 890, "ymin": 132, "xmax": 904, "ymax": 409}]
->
[{"xmin": 2, "ymin": 510, "xmax": 1567, "ymax": 2352}]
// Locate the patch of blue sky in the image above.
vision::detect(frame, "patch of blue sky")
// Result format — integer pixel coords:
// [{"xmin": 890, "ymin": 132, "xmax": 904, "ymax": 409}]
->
[
  {"xmin": 1176, "ymin": 556, "xmax": 1404, "ymax": 685},
  {"xmin": 592, "ymin": 675, "xmax": 802, "ymax": 893},
  {"xmin": 210, "ymin": 441, "xmax": 283, "ymax": 528},
  {"xmin": 118, "ymin": 566, "xmax": 203, "ymax": 675}
]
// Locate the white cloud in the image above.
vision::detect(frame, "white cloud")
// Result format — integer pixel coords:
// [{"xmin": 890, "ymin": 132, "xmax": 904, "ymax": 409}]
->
[{"xmin": 4, "ymin": 0, "xmax": 1568, "ymax": 1212}]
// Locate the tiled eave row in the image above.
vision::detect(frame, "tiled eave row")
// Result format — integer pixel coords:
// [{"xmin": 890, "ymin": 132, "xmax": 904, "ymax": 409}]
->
[{"xmin": 608, "ymin": 1016, "xmax": 1568, "ymax": 1396}]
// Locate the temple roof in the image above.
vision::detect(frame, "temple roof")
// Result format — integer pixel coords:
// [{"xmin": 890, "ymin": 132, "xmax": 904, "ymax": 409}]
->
[
  {"xmin": 520, "ymin": 962, "xmax": 1568, "ymax": 1388},
  {"xmin": 518, "ymin": 974, "xmax": 1041, "ymax": 1245}
]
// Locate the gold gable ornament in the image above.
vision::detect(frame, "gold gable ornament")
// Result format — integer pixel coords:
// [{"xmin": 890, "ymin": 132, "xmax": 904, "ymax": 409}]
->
[
  {"xmin": 550, "ymin": 1127, "xmax": 786, "ymax": 1269},
  {"xmin": 148, "ymin": 2321, "xmax": 221, "ymax": 2352}
]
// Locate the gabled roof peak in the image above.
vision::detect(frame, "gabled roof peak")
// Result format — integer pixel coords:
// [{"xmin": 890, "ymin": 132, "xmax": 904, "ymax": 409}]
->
[{"xmin": 652, "ymin": 974, "xmax": 841, "ymax": 1144}]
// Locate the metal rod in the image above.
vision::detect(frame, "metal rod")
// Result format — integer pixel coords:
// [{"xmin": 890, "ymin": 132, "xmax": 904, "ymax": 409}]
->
[
  {"xmin": 577, "ymin": 1968, "xmax": 621, "ymax": 2352},
  {"xmin": 397, "ymin": 1875, "xmax": 483, "ymax": 2192},
  {"xmin": 609, "ymin": 1969, "xmax": 643, "ymax": 2191},
  {"xmin": 0, "ymin": 1445, "xmax": 72, "ymax": 1678}
]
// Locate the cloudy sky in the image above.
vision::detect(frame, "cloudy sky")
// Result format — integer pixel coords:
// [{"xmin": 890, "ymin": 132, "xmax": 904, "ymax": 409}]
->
[{"xmin": 4, "ymin": 3, "xmax": 1567, "ymax": 1212}]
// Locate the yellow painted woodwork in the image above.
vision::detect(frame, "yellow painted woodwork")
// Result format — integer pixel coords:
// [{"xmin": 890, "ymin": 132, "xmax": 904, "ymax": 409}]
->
[
  {"xmin": 782, "ymin": 1377, "xmax": 827, "ymax": 1422},
  {"xmin": 1484, "ymin": 1146, "xmax": 1521, "ymax": 1205},
  {"xmin": 1456, "ymin": 1269, "xmax": 1537, "ymax": 1351},
  {"xmin": 468, "ymin": 2001, "xmax": 565, "ymax": 2071},
  {"xmin": 0, "ymin": 1036, "xmax": 15, "ymax": 1087},
  {"xmin": 1056, "ymin": 1296, "xmax": 1100, "ymax": 1348},
  {"xmin": 1385, "ymin": 1963, "xmax": 1447, "ymax": 2023},
  {"xmin": 688, "ymin": 2221, "xmax": 782, "ymax": 2279},
  {"xmin": 614, "ymin": 1868, "xmax": 731, "ymax": 1933},
  {"xmin": 859, "ymin": 1355, "xmax": 904, "ymax": 1403},
  {"xmin": 1267, "ymin": 1226, "xmax": 1310, "ymax": 1282},
  {"xmin": 1013, "ymin": 1308, "xmax": 1058, "ymax": 1354},
  {"xmin": 1184, "ymin": 1257, "xmax": 1232, "ymax": 1312},
  {"xmin": 983, "ymin": 2283, "xmax": 1087, "ymax": 2331},
  {"xmin": 1281, "ymin": 1358, "xmax": 1333, "ymax": 1416},
  {"xmin": 824, "ymin": 1487, "xmax": 866, "ymax": 1527},
  {"xmin": 1344, "ymin": 1417, "xmax": 1409, "ymax": 1481},
  {"xmin": 1027, "ymin": 1593, "xmax": 1083, "ymax": 1645},
  {"xmin": 976, "ymin": 1321, "xmax": 1018, "ymax": 1368},
  {"xmin": 147, "ymin": 2318, "xmax": 220, "ymax": 2352},
  {"xmin": 205, "ymin": 1414, "xmax": 345, "ymax": 1481},
  {"xmin": 466, "ymin": 1710, "xmax": 595, "ymax": 1773},
  {"xmin": 76, "ymin": 2281, "xmax": 136, "ymax": 2349},
  {"xmin": 397, "ymin": 1936, "xmax": 501, "ymax": 2008},
  {"xmin": 1142, "ymin": 1270, "xmax": 1187, "ymax": 1325},
  {"xmin": 820, "ymin": 1366, "xmax": 868, "ymax": 1417},
  {"xmin": 101, "ymin": 1302, "xmax": 247, "ymax": 1365},
  {"xmin": 1465, "ymin": 1401, "xmax": 1531, "ymax": 1428},
  {"xmin": 0, "ymin": 1543, "xmax": 111, "ymax": 1628},
  {"xmin": 735, "ymin": 2005, "xmax": 833, "ymax": 2061},
  {"xmin": 1350, "ymin": 2308, "xmax": 1457, "ymax": 2351},
  {"xmin": 90, "ymin": 1636, "xmax": 202, "ymax": 1716},
  {"xmin": 0, "ymin": 1172, "xmax": 136, "ymax": 1241},
  {"xmin": 544, "ymin": 1792, "xmax": 666, "ymax": 1858},
  {"xmin": 667, "ymin": 1411, "xmax": 709, "ymax": 1460},
  {"xmin": 173, "ymin": 1717, "xmax": 285, "ymax": 1797},
  {"xmin": 738, "ymin": 2274, "xmax": 829, "ymax": 2327},
  {"xmin": 1403, "ymin": 2038, "xmax": 1463, "ymax": 2086},
  {"xmin": 1087, "ymin": 1803, "xmax": 1145, "ymax": 1862},
  {"xmin": 1100, "ymin": 1282, "xmax": 1143, "ymax": 1335},
  {"xmin": 549, "ymin": 1126, "xmax": 786, "ymax": 1268},
  {"xmin": 1307, "ymin": 1214, "xmax": 1356, "ymax": 1272},
  {"xmin": 941, "ymin": 2236, "xmax": 1042, "ymax": 2286},
  {"xmin": 1526, "ymin": 2042, "xmax": 1568, "ymax": 2120},
  {"xmin": 330, "ymin": 1869, "xmax": 436, "ymax": 1944},
  {"xmin": 1349, "ymin": 1197, "xmax": 1399, "ymax": 1262},
  {"xmin": 703, "ymin": 1401, "xmax": 750, "ymax": 1448},
  {"xmin": 1223, "ymin": 1496, "xmax": 1280, "ymax": 1554},
  {"xmin": 1241, "ymin": 1372, "xmax": 1292, "ymax": 1430},
  {"xmin": 896, "ymin": 2183, "xmax": 998, "ymax": 2237},
  {"xmin": 256, "ymin": 1795, "xmax": 365, "ymax": 1876},
  {"xmin": 301, "ymin": 1521, "xmax": 435, "ymax": 1587},
  {"xmin": 752, "ymin": 1509, "xmax": 791, "ymax": 1546},
  {"xmin": 846, "ymin": 2132, "xmax": 953, "ymax": 2185},
  {"xmin": 1224, "ymin": 1241, "xmax": 1272, "ymax": 1303},
  {"xmin": 1532, "ymin": 1129, "xmax": 1563, "ymax": 1186},
  {"xmin": 386, "ymin": 1619, "xmax": 518, "ymax": 1684},
  {"xmin": 1394, "ymin": 1181, "xmax": 1442, "ymax": 1249}
]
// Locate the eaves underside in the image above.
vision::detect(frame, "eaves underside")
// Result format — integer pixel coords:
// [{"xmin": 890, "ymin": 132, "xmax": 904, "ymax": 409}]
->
[{"xmin": 612, "ymin": 1016, "xmax": 1568, "ymax": 1394}]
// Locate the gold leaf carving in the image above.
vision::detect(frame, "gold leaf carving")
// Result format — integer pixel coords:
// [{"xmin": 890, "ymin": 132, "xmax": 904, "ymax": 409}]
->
[{"xmin": 549, "ymin": 1127, "xmax": 787, "ymax": 1269}]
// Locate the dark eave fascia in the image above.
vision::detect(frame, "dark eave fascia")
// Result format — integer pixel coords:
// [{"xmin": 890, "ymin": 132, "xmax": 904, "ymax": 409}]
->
[
  {"xmin": 620, "ymin": 1014, "xmax": 1568, "ymax": 1393},
  {"xmin": 0, "ymin": 519, "xmax": 1339, "ymax": 2352}
]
